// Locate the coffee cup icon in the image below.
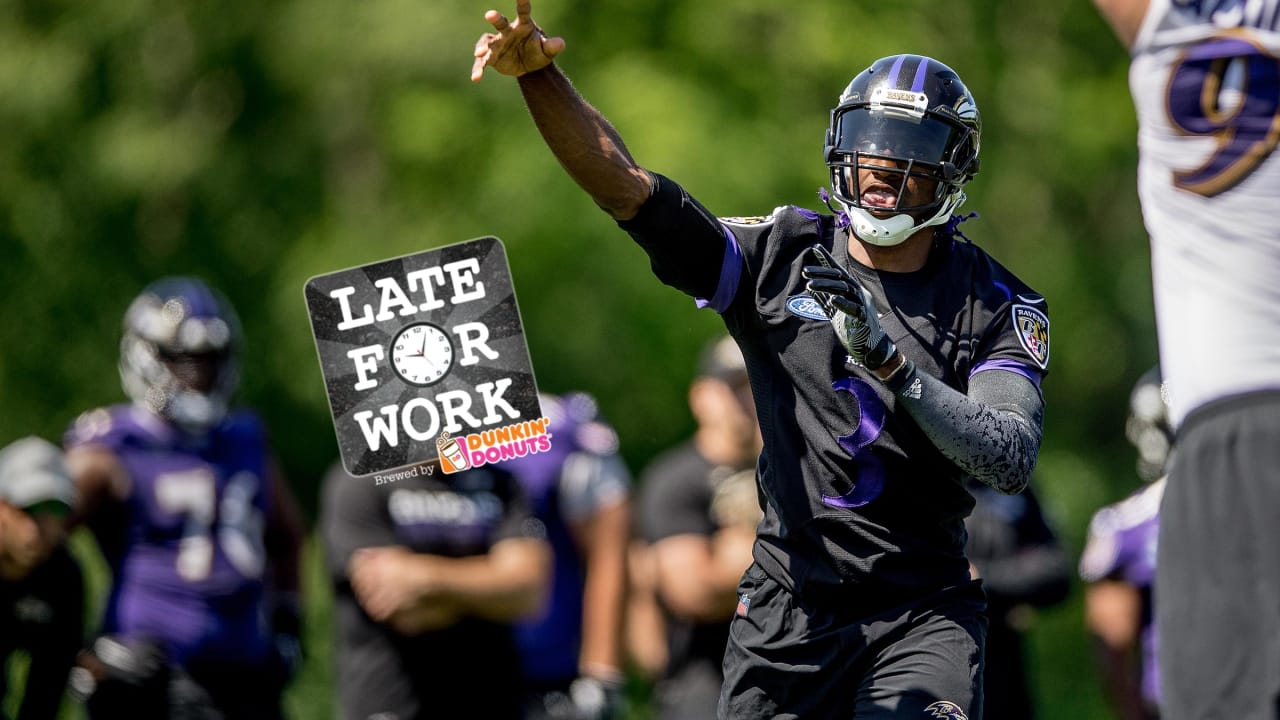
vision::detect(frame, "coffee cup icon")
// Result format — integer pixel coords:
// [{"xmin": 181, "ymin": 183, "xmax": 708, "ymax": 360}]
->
[{"xmin": 437, "ymin": 432, "xmax": 469, "ymax": 473}]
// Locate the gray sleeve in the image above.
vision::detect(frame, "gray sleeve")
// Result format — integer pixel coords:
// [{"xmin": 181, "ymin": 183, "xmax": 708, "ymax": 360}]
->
[
  {"xmin": 892, "ymin": 366, "xmax": 1043, "ymax": 494},
  {"xmin": 319, "ymin": 465, "xmax": 397, "ymax": 581},
  {"xmin": 558, "ymin": 451, "xmax": 631, "ymax": 525}
]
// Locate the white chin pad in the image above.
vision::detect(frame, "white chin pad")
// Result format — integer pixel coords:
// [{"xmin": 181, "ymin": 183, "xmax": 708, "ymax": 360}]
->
[{"xmin": 850, "ymin": 210, "xmax": 916, "ymax": 247}]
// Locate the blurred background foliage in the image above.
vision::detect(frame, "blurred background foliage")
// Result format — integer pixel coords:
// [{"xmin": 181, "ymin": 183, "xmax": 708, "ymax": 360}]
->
[{"xmin": 1, "ymin": 0, "xmax": 1157, "ymax": 717}]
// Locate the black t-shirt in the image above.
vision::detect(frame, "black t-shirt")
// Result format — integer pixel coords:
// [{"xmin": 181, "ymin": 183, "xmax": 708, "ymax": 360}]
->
[
  {"xmin": 638, "ymin": 442, "xmax": 752, "ymax": 717},
  {"xmin": 321, "ymin": 464, "xmax": 540, "ymax": 720},
  {"xmin": 620, "ymin": 174, "xmax": 1048, "ymax": 614},
  {"xmin": 0, "ymin": 546, "xmax": 84, "ymax": 720}
]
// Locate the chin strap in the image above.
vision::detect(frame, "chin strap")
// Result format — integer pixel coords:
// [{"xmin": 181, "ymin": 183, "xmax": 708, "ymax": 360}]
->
[{"xmin": 818, "ymin": 187, "xmax": 980, "ymax": 246}]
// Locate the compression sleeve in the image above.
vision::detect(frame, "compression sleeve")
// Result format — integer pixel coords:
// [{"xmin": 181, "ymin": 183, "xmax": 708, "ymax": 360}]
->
[{"xmin": 892, "ymin": 366, "xmax": 1043, "ymax": 494}]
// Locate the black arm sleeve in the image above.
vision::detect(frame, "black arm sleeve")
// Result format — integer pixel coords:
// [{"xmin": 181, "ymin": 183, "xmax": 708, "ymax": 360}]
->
[{"xmin": 894, "ymin": 367, "xmax": 1044, "ymax": 494}]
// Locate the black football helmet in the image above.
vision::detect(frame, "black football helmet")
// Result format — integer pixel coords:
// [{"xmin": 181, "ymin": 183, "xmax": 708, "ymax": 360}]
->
[
  {"xmin": 1125, "ymin": 366, "xmax": 1173, "ymax": 482},
  {"xmin": 118, "ymin": 277, "xmax": 241, "ymax": 433},
  {"xmin": 825, "ymin": 54, "xmax": 982, "ymax": 246}
]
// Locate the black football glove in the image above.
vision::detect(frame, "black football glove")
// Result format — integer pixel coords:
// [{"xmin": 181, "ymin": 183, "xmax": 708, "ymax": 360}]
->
[{"xmin": 801, "ymin": 244, "xmax": 898, "ymax": 371}]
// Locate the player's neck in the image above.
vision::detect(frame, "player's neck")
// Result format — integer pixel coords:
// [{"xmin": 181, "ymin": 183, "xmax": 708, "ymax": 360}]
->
[{"xmin": 843, "ymin": 228, "xmax": 932, "ymax": 273}]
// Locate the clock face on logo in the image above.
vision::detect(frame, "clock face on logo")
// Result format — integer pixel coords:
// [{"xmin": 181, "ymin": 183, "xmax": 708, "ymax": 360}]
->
[{"xmin": 390, "ymin": 322, "xmax": 454, "ymax": 387}]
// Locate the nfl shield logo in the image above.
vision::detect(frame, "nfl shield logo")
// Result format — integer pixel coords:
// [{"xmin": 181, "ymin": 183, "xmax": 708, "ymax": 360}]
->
[{"xmin": 1012, "ymin": 304, "xmax": 1050, "ymax": 369}]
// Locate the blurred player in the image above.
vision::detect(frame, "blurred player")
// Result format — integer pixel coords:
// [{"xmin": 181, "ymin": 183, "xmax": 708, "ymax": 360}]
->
[
  {"xmin": 502, "ymin": 392, "xmax": 632, "ymax": 720},
  {"xmin": 0, "ymin": 436, "xmax": 83, "ymax": 720},
  {"xmin": 1091, "ymin": 2, "xmax": 1280, "ymax": 718},
  {"xmin": 964, "ymin": 478, "xmax": 1070, "ymax": 720},
  {"xmin": 474, "ymin": 4, "xmax": 1049, "ymax": 717},
  {"xmin": 630, "ymin": 336, "xmax": 761, "ymax": 720},
  {"xmin": 63, "ymin": 276, "xmax": 305, "ymax": 720},
  {"xmin": 321, "ymin": 457, "xmax": 551, "ymax": 720},
  {"xmin": 1079, "ymin": 367, "xmax": 1169, "ymax": 720}
]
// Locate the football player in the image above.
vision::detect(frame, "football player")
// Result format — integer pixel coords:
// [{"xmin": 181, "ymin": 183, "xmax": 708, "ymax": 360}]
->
[
  {"xmin": 1091, "ymin": 2, "xmax": 1280, "ymax": 718},
  {"xmin": 474, "ymin": 5, "xmax": 1049, "ymax": 717},
  {"xmin": 502, "ymin": 392, "xmax": 632, "ymax": 720},
  {"xmin": 630, "ymin": 336, "xmax": 761, "ymax": 720},
  {"xmin": 0, "ymin": 436, "xmax": 83, "ymax": 720},
  {"xmin": 964, "ymin": 477, "xmax": 1070, "ymax": 720},
  {"xmin": 321, "ymin": 455, "xmax": 552, "ymax": 720},
  {"xmin": 63, "ymin": 276, "xmax": 305, "ymax": 720},
  {"xmin": 1079, "ymin": 367, "xmax": 1169, "ymax": 720}
]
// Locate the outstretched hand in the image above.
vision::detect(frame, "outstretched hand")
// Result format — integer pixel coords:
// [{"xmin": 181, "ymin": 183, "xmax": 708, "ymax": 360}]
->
[
  {"xmin": 802, "ymin": 244, "xmax": 899, "ymax": 371},
  {"xmin": 471, "ymin": 0, "xmax": 566, "ymax": 82}
]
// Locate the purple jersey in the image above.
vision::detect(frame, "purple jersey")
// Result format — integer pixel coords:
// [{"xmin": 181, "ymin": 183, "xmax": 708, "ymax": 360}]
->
[
  {"xmin": 501, "ymin": 393, "xmax": 630, "ymax": 684},
  {"xmin": 65, "ymin": 404, "xmax": 274, "ymax": 666},
  {"xmin": 1079, "ymin": 478, "xmax": 1164, "ymax": 707}
]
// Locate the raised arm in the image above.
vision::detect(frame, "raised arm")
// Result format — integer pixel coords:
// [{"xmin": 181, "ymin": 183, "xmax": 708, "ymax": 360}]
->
[
  {"xmin": 472, "ymin": 0, "xmax": 652, "ymax": 219},
  {"xmin": 1092, "ymin": 0, "xmax": 1150, "ymax": 49}
]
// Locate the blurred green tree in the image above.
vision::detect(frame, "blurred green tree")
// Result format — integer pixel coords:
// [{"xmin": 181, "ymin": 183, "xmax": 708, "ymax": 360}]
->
[{"xmin": 0, "ymin": 0, "xmax": 1156, "ymax": 717}]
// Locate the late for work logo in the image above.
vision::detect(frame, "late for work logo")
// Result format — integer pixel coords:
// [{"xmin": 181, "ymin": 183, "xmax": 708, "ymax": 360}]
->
[{"xmin": 304, "ymin": 237, "xmax": 543, "ymax": 477}]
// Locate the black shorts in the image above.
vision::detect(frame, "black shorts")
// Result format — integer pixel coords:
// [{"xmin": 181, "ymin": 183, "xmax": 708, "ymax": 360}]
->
[
  {"xmin": 1157, "ymin": 390, "xmax": 1280, "ymax": 720},
  {"xmin": 719, "ymin": 563, "xmax": 987, "ymax": 720}
]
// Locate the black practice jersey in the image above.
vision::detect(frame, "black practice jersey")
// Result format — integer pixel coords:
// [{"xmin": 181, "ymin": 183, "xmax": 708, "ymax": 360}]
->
[
  {"xmin": 620, "ymin": 173, "xmax": 1049, "ymax": 613},
  {"xmin": 638, "ymin": 442, "xmax": 750, "ymax": 717},
  {"xmin": 321, "ymin": 463, "xmax": 540, "ymax": 720},
  {"xmin": 0, "ymin": 547, "xmax": 84, "ymax": 720}
]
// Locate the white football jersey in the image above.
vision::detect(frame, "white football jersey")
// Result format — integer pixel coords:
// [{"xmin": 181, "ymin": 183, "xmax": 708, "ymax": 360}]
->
[{"xmin": 1129, "ymin": 0, "xmax": 1280, "ymax": 426}]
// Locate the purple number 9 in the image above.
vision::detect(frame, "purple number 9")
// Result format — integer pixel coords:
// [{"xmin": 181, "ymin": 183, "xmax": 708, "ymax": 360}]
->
[
  {"xmin": 821, "ymin": 377, "xmax": 887, "ymax": 509},
  {"xmin": 1166, "ymin": 36, "xmax": 1280, "ymax": 196}
]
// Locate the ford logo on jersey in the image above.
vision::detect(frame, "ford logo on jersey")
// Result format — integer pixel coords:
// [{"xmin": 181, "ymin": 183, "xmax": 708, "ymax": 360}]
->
[{"xmin": 785, "ymin": 294, "xmax": 830, "ymax": 321}]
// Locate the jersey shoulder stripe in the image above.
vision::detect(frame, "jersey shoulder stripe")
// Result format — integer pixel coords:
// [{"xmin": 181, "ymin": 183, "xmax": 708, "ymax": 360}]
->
[{"xmin": 720, "ymin": 206, "xmax": 786, "ymax": 228}]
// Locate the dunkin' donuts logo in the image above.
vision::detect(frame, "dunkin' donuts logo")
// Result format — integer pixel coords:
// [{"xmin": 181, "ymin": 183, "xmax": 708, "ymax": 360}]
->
[{"xmin": 436, "ymin": 418, "xmax": 553, "ymax": 474}]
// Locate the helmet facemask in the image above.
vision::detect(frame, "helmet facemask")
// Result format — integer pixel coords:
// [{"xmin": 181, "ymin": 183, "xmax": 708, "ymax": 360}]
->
[
  {"xmin": 1125, "ymin": 368, "xmax": 1173, "ymax": 482},
  {"xmin": 118, "ymin": 279, "xmax": 241, "ymax": 435}
]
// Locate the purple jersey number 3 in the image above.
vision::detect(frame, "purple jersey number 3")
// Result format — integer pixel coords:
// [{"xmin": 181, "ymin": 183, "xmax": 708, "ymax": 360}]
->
[
  {"xmin": 821, "ymin": 377, "xmax": 887, "ymax": 508},
  {"xmin": 1166, "ymin": 36, "xmax": 1280, "ymax": 196}
]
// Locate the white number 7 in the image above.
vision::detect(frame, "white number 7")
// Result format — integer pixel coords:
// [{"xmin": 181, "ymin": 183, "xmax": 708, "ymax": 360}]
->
[{"xmin": 156, "ymin": 469, "xmax": 266, "ymax": 582}]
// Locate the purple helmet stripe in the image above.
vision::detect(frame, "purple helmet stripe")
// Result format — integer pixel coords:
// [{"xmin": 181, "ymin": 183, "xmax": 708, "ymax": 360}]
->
[
  {"xmin": 886, "ymin": 55, "xmax": 908, "ymax": 86},
  {"xmin": 911, "ymin": 56, "xmax": 930, "ymax": 93}
]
